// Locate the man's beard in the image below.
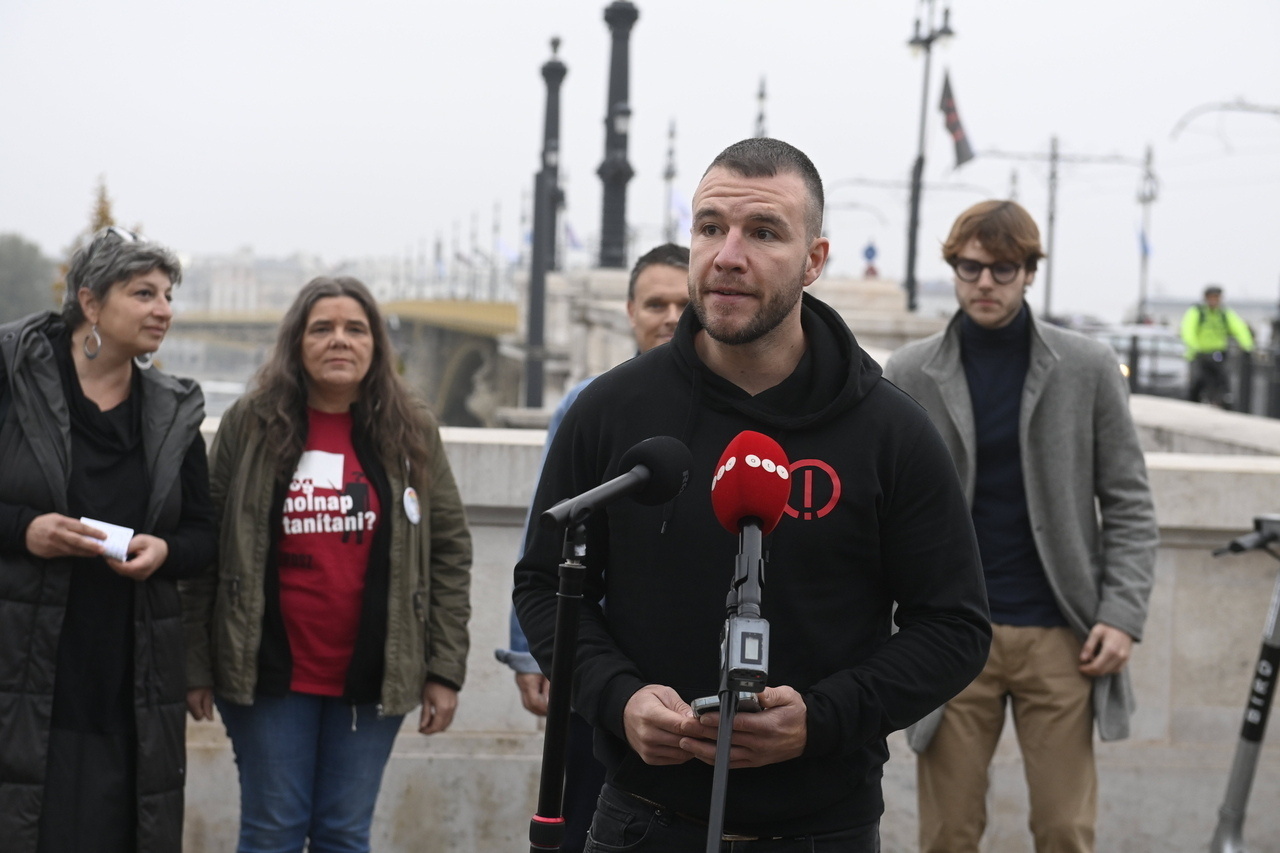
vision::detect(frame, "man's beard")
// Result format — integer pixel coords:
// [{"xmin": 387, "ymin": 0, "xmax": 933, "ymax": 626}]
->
[{"xmin": 691, "ymin": 265, "xmax": 806, "ymax": 346}]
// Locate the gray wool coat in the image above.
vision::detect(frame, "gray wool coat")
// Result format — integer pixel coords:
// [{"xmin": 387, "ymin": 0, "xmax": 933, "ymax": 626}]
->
[{"xmin": 883, "ymin": 309, "xmax": 1158, "ymax": 745}]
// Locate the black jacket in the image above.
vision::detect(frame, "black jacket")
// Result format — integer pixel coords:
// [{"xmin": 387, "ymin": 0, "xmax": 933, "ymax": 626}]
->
[
  {"xmin": 514, "ymin": 294, "xmax": 991, "ymax": 835},
  {"xmin": 0, "ymin": 313, "xmax": 215, "ymax": 853}
]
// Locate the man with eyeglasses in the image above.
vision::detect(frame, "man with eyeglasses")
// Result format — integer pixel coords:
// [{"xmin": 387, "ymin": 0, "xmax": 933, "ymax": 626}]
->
[{"xmin": 884, "ymin": 200, "xmax": 1157, "ymax": 853}]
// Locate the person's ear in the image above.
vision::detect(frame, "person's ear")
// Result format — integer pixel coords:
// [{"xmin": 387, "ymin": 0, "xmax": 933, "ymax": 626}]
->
[{"xmin": 77, "ymin": 287, "xmax": 101, "ymax": 325}]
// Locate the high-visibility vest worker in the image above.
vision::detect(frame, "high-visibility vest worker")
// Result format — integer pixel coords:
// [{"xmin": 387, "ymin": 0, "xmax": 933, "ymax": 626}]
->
[{"xmin": 1180, "ymin": 284, "xmax": 1253, "ymax": 359}]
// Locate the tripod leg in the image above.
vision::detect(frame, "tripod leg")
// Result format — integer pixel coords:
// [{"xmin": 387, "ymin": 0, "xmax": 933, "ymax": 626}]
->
[{"xmin": 530, "ymin": 537, "xmax": 588, "ymax": 853}]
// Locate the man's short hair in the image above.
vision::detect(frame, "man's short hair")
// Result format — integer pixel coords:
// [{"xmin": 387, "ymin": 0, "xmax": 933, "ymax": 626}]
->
[
  {"xmin": 1204, "ymin": 284, "xmax": 1223, "ymax": 298},
  {"xmin": 942, "ymin": 200, "xmax": 1045, "ymax": 272},
  {"xmin": 628, "ymin": 243, "xmax": 690, "ymax": 301},
  {"xmin": 704, "ymin": 138, "xmax": 824, "ymax": 240}
]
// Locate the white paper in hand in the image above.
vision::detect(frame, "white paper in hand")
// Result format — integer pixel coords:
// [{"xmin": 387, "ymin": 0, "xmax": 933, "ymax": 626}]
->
[{"xmin": 80, "ymin": 517, "xmax": 134, "ymax": 562}]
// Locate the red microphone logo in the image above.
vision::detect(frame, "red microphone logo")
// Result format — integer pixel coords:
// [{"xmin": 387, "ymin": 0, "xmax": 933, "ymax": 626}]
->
[{"xmin": 710, "ymin": 431, "xmax": 791, "ymax": 535}]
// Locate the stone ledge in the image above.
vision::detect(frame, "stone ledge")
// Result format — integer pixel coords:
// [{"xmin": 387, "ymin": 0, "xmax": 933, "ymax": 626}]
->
[
  {"xmin": 1146, "ymin": 452, "xmax": 1280, "ymax": 530},
  {"xmin": 1133, "ymin": 394, "xmax": 1280, "ymax": 456}
]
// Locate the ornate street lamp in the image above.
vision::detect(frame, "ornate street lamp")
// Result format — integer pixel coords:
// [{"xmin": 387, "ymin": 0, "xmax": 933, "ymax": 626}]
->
[
  {"xmin": 526, "ymin": 38, "xmax": 567, "ymax": 409},
  {"xmin": 597, "ymin": 1, "xmax": 638, "ymax": 269}
]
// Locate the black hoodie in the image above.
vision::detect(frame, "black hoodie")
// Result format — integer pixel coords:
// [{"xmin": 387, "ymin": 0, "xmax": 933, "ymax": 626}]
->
[{"xmin": 514, "ymin": 293, "xmax": 990, "ymax": 835}]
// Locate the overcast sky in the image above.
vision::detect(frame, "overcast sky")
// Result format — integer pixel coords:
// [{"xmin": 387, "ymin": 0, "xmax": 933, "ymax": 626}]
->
[{"xmin": 1, "ymin": 0, "xmax": 1277, "ymax": 323}]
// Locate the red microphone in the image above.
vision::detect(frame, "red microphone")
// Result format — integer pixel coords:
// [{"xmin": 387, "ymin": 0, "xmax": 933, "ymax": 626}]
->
[{"xmin": 710, "ymin": 431, "xmax": 791, "ymax": 535}]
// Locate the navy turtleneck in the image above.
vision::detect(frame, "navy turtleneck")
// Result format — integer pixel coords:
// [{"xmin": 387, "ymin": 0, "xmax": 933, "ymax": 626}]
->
[{"xmin": 960, "ymin": 305, "xmax": 1067, "ymax": 628}]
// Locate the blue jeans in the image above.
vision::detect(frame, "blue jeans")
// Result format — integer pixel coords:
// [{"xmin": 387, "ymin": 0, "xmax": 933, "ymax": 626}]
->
[
  {"xmin": 217, "ymin": 693, "xmax": 405, "ymax": 853},
  {"xmin": 585, "ymin": 784, "xmax": 881, "ymax": 852}
]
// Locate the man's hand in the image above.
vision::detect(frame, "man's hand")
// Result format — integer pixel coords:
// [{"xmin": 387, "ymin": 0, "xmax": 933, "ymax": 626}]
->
[
  {"xmin": 106, "ymin": 534, "xmax": 168, "ymax": 581},
  {"xmin": 623, "ymin": 685, "xmax": 696, "ymax": 765},
  {"xmin": 187, "ymin": 687, "xmax": 214, "ymax": 721},
  {"xmin": 677, "ymin": 685, "xmax": 808, "ymax": 769},
  {"xmin": 419, "ymin": 681, "xmax": 459, "ymax": 734},
  {"xmin": 516, "ymin": 672, "xmax": 550, "ymax": 716},
  {"xmin": 1078, "ymin": 622, "xmax": 1134, "ymax": 677},
  {"xmin": 25, "ymin": 513, "xmax": 106, "ymax": 559}
]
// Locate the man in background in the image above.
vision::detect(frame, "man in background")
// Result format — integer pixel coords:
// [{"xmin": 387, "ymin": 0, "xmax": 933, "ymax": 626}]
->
[
  {"xmin": 1181, "ymin": 284, "xmax": 1253, "ymax": 408},
  {"xmin": 885, "ymin": 199, "xmax": 1157, "ymax": 853}
]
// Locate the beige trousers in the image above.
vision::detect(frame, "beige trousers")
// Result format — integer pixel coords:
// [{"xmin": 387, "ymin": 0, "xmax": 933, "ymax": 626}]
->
[{"xmin": 917, "ymin": 624, "xmax": 1096, "ymax": 853}]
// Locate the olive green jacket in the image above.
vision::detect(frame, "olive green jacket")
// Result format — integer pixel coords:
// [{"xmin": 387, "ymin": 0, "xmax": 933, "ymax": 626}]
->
[{"xmin": 180, "ymin": 395, "xmax": 471, "ymax": 716}]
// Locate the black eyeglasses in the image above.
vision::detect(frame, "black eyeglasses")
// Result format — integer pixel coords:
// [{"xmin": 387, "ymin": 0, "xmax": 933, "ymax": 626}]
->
[{"xmin": 949, "ymin": 257, "xmax": 1023, "ymax": 285}]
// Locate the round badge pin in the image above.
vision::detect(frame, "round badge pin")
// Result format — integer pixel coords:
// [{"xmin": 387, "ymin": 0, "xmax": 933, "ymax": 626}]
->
[{"xmin": 402, "ymin": 487, "xmax": 421, "ymax": 525}]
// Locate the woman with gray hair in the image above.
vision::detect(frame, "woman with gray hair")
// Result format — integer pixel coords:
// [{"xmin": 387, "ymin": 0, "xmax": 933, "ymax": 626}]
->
[{"xmin": 0, "ymin": 226, "xmax": 215, "ymax": 852}]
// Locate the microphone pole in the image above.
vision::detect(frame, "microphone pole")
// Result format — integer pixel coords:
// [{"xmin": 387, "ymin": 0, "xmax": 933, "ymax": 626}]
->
[
  {"xmin": 706, "ymin": 518, "xmax": 769, "ymax": 853},
  {"xmin": 702, "ymin": 429, "xmax": 788, "ymax": 850},
  {"xmin": 528, "ymin": 522, "xmax": 586, "ymax": 853},
  {"xmin": 526, "ymin": 435, "xmax": 691, "ymax": 852}
]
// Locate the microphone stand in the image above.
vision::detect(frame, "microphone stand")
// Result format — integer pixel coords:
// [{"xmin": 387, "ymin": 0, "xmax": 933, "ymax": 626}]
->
[
  {"xmin": 528, "ymin": 522, "xmax": 587, "ymax": 853},
  {"xmin": 706, "ymin": 520, "xmax": 769, "ymax": 853}
]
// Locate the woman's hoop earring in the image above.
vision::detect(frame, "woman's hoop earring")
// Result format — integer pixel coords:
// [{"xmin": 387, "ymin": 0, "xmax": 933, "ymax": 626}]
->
[
  {"xmin": 134, "ymin": 352, "xmax": 154, "ymax": 370},
  {"xmin": 83, "ymin": 325, "xmax": 102, "ymax": 360}
]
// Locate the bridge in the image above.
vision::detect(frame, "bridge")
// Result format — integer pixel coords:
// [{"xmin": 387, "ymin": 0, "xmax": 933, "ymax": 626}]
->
[{"xmin": 168, "ymin": 300, "xmax": 519, "ymax": 426}]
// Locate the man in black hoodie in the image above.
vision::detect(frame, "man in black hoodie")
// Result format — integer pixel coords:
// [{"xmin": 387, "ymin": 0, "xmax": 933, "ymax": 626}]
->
[{"xmin": 514, "ymin": 138, "xmax": 990, "ymax": 851}]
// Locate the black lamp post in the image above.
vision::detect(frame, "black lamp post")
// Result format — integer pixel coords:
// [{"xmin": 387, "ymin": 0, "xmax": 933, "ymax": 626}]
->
[
  {"xmin": 597, "ymin": 1, "xmax": 638, "ymax": 269},
  {"xmin": 526, "ymin": 37, "xmax": 567, "ymax": 409},
  {"xmin": 903, "ymin": 0, "xmax": 953, "ymax": 313},
  {"xmin": 663, "ymin": 120, "xmax": 677, "ymax": 243},
  {"xmin": 1136, "ymin": 144, "xmax": 1158, "ymax": 323}
]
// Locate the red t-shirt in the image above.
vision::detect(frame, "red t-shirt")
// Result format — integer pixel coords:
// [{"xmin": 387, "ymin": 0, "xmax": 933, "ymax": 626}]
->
[{"xmin": 276, "ymin": 408, "xmax": 381, "ymax": 696}]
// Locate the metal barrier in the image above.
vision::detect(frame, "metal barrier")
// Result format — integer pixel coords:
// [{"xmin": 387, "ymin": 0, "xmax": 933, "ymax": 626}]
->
[{"xmin": 1115, "ymin": 331, "xmax": 1280, "ymax": 418}]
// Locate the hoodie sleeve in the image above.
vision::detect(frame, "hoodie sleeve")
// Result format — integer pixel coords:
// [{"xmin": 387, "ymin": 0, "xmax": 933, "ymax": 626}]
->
[{"xmin": 802, "ymin": 410, "xmax": 992, "ymax": 757}]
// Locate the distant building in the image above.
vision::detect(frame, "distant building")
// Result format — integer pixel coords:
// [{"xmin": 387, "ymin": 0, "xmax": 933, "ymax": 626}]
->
[
  {"xmin": 177, "ymin": 248, "xmax": 519, "ymax": 315},
  {"xmin": 178, "ymin": 249, "xmax": 329, "ymax": 315}
]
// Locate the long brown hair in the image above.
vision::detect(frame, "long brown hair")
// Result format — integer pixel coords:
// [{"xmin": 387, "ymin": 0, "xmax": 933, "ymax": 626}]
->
[{"xmin": 249, "ymin": 276, "xmax": 432, "ymax": 485}]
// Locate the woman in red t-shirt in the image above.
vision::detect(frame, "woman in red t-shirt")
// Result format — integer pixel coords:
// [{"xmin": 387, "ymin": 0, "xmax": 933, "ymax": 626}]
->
[{"xmin": 185, "ymin": 277, "xmax": 472, "ymax": 853}]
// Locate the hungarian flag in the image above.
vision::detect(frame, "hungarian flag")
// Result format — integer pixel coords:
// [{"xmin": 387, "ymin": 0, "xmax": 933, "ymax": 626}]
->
[{"xmin": 939, "ymin": 71, "xmax": 975, "ymax": 168}]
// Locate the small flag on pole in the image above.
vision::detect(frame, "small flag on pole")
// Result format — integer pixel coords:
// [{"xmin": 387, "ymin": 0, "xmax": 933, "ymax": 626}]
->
[
  {"xmin": 939, "ymin": 71, "xmax": 975, "ymax": 168},
  {"xmin": 671, "ymin": 188, "xmax": 693, "ymax": 237},
  {"xmin": 564, "ymin": 222, "xmax": 583, "ymax": 251}
]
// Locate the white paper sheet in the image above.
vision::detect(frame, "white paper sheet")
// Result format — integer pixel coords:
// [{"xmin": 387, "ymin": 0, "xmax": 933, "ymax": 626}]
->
[{"xmin": 80, "ymin": 517, "xmax": 134, "ymax": 562}]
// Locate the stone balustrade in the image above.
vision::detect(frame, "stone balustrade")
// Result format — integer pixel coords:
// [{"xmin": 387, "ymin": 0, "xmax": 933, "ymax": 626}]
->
[{"xmin": 184, "ymin": 400, "xmax": 1280, "ymax": 852}]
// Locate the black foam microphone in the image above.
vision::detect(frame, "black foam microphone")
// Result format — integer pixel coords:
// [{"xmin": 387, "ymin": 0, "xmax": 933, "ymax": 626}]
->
[{"xmin": 540, "ymin": 435, "xmax": 692, "ymax": 530}]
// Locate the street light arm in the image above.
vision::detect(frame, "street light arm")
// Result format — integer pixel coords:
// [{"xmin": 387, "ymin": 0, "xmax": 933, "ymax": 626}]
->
[
  {"xmin": 1171, "ymin": 99, "xmax": 1280, "ymax": 140},
  {"xmin": 830, "ymin": 177, "xmax": 996, "ymax": 195},
  {"xmin": 826, "ymin": 201, "xmax": 889, "ymax": 227},
  {"xmin": 978, "ymin": 149, "xmax": 1143, "ymax": 167}
]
